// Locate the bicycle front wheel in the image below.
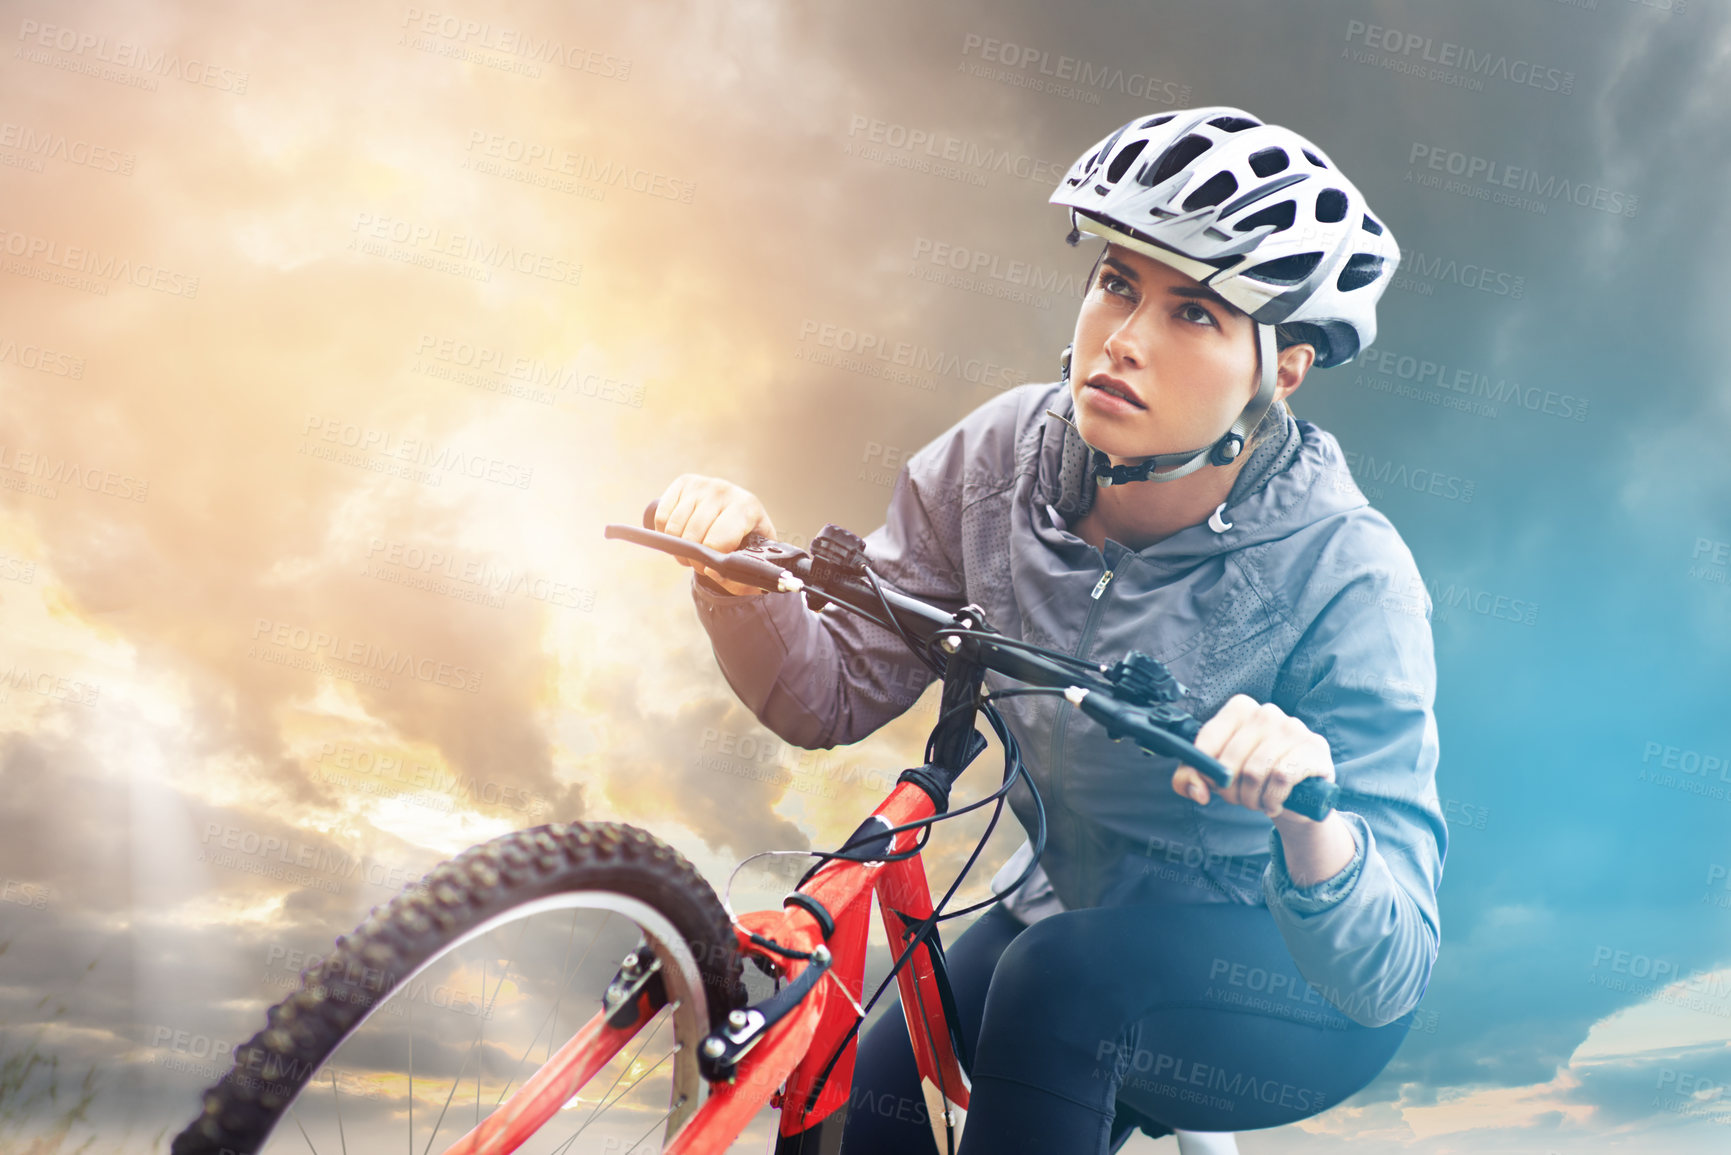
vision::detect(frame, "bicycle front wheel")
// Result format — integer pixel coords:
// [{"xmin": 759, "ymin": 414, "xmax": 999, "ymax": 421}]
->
[{"xmin": 171, "ymin": 822, "xmax": 747, "ymax": 1155}]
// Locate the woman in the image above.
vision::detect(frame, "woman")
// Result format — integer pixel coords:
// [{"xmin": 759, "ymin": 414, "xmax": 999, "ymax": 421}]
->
[{"xmin": 657, "ymin": 107, "xmax": 1445, "ymax": 1154}]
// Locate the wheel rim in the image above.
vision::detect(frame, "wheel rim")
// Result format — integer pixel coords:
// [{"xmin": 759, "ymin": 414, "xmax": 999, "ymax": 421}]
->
[{"xmin": 255, "ymin": 891, "xmax": 714, "ymax": 1155}]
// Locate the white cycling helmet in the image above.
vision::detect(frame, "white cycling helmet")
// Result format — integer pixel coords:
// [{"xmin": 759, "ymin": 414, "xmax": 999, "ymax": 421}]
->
[{"xmin": 1049, "ymin": 106, "xmax": 1400, "ymax": 484}]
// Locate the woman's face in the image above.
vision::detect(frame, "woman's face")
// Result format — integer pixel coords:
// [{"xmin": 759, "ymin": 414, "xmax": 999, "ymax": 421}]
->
[{"xmin": 1069, "ymin": 243, "xmax": 1268, "ymax": 461}]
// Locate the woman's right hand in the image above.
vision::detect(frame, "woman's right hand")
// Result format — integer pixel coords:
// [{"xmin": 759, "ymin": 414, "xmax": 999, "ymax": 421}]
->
[{"xmin": 653, "ymin": 474, "xmax": 779, "ymax": 597}]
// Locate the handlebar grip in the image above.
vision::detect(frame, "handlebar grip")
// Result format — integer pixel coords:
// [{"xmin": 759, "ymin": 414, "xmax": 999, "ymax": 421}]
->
[{"xmin": 1282, "ymin": 777, "xmax": 1338, "ymax": 822}]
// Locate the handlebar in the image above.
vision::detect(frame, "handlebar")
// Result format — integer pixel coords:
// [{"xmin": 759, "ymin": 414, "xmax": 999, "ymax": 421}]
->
[{"xmin": 610, "ymin": 501, "xmax": 1339, "ymax": 821}]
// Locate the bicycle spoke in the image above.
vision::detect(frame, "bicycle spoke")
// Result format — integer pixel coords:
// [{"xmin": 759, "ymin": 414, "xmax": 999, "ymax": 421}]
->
[
  {"xmin": 475, "ymin": 954, "xmax": 484, "ymax": 1131},
  {"xmin": 290, "ymin": 1104, "xmax": 320, "ymax": 1154},
  {"xmin": 419, "ymin": 1023, "xmax": 483, "ymax": 1155},
  {"xmin": 551, "ymin": 1041, "xmax": 676, "ymax": 1154},
  {"xmin": 329, "ymin": 1068, "xmax": 347, "ymax": 1155},
  {"xmin": 492, "ymin": 910, "xmax": 609, "ymax": 1108},
  {"xmin": 622, "ymin": 1095, "xmax": 683, "ymax": 1155},
  {"xmin": 572, "ymin": 1010, "xmax": 669, "ymax": 1121},
  {"xmin": 408, "ymin": 1000, "xmax": 413, "ymax": 1155}
]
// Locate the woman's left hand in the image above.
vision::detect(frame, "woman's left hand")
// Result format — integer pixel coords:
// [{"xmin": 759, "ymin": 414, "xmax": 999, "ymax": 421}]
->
[{"xmin": 1172, "ymin": 694, "xmax": 1335, "ymax": 823}]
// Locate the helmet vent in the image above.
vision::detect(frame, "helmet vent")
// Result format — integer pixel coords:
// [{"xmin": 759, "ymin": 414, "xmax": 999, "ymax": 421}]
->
[
  {"xmin": 1182, "ymin": 171, "xmax": 1239, "ymax": 211},
  {"xmin": 1138, "ymin": 114, "xmax": 1175, "ymax": 129},
  {"xmin": 1245, "ymin": 251, "xmax": 1323, "ymax": 286},
  {"xmin": 1147, "ymin": 134, "xmax": 1213, "ymax": 187},
  {"xmin": 1209, "ymin": 115, "xmax": 1259, "ymax": 132},
  {"xmin": 1315, "ymin": 188, "xmax": 1348, "ymax": 223},
  {"xmin": 1248, "ymin": 147, "xmax": 1289, "ymax": 177},
  {"xmin": 1336, "ymin": 253, "xmax": 1385, "ymax": 292},
  {"xmin": 1235, "ymin": 200, "xmax": 1296, "ymax": 233},
  {"xmin": 1303, "ymin": 149, "xmax": 1327, "ymax": 167},
  {"xmin": 1360, "ymin": 214, "xmax": 1385, "ymax": 235},
  {"xmin": 1106, "ymin": 139, "xmax": 1149, "ymax": 184}
]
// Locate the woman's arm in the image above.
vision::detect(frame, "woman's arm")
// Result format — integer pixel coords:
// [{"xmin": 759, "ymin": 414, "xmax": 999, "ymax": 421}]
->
[
  {"xmin": 689, "ymin": 463, "xmax": 967, "ymax": 749},
  {"xmin": 1256, "ymin": 562, "xmax": 1448, "ymax": 1029},
  {"xmin": 684, "ymin": 391, "xmax": 1026, "ymax": 749},
  {"xmin": 1174, "ymin": 543, "xmax": 1447, "ymax": 1029}
]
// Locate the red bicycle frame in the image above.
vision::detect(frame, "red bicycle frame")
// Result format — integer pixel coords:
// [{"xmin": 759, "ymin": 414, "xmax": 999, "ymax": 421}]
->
[{"xmin": 438, "ymin": 776, "xmax": 970, "ymax": 1155}]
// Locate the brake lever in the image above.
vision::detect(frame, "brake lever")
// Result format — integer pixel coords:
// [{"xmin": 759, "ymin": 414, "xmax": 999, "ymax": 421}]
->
[{"xmin": 611, "ymin": 500, "xmax": 809, "ymax": 594}]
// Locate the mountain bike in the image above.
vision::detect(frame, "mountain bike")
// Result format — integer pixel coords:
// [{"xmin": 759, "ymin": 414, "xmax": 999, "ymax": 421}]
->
[{"xmin": 171, "ymin": 507, "xmax": 1339, "ymax": 1155}]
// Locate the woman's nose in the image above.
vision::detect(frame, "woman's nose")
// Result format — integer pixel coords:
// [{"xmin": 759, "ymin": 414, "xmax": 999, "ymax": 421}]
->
[{"xmin": 1104, "ymin": 323, "xmax": 1144, "ymax": 369}]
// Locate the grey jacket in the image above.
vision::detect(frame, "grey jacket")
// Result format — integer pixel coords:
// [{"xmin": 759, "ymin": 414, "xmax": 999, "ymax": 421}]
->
[{"xmin": 689, "ymin": 381, "xmax": 1446, "ymax": 1028}]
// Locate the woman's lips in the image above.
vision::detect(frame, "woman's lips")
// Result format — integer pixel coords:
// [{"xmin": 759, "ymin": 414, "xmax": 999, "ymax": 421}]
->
[{"xmin": 1085, "ymin": 375, "xmax": 1146, "ymax": 410}]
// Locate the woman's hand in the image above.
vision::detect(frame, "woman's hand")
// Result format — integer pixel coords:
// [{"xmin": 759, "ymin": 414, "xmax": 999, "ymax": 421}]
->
[
  {"xmin": 1174, "ymin": 695, "xmax": 1358, "ymax": 886},
  {"xmin": 1172, "ymin": 694, "xmax": 1335, "ymax": 823},
  {"xmin": 654, "ymin": 474, "xmax": 779, "ymax": 597}
]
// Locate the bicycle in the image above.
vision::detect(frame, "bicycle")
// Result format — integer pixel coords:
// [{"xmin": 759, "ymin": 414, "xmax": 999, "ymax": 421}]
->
[{"xmin": 171, "ymin": 507, "xmax": 1340, "ymax": 1155}]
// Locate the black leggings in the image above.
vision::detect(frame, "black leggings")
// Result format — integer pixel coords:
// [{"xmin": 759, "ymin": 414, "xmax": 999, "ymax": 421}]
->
[{"xmin": 839, "ymin": 902, "xmax": 1413, "ymax": 1154}]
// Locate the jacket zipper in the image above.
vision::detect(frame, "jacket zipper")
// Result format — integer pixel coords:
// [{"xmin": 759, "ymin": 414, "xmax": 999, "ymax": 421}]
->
[{"xmin": 1048, "ymin": 554, "xmax": 1118, "ymax": 844}]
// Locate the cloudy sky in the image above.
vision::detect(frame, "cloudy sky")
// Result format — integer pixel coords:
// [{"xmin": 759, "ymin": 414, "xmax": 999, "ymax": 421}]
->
[{"xmin": 1, "ymin": 0, "xmax": 1728, "ymax": 1151}]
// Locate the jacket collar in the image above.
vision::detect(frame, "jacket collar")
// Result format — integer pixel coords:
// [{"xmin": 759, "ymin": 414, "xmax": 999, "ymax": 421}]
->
[{"xmin": 1029, "ymin": 382, "xmax": 1363, "ymax": 573}]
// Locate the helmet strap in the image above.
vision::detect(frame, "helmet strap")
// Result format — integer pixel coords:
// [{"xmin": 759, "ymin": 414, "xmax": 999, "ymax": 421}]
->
[{"xmin": 1051, "ymin": 323, "xmax": 1280, "ymax": 486}]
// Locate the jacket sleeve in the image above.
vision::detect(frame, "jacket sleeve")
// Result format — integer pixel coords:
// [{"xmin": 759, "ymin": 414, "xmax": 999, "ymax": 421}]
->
[
  {"xmin": 687, "ymin": 430, "xmax": 975, "ymax": 750},
  {"xmin": 1261, "ymin": 559, "xmax": 1448, "ymax": 1029}
]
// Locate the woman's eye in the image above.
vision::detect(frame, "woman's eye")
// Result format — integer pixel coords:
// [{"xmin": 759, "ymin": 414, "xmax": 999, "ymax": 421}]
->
[
  {"xmin": 1099, "ymin": 272, "xmax": 1134, "ymax": 298},
  {"xmin": 1179, "ymin": 303, "xmax": 1218, "ymax": 327}
]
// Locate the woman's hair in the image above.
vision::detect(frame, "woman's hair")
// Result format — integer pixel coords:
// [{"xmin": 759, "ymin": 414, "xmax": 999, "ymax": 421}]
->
[{"xmin": 1241, "ymin": 322, "xmax": 1315, "ymax": 455}]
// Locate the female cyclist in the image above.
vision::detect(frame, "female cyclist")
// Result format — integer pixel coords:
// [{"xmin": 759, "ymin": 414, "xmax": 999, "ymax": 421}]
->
[{"xmin": 655, "ymin": 106, "xmax": 1445, "ymax": 1154}]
